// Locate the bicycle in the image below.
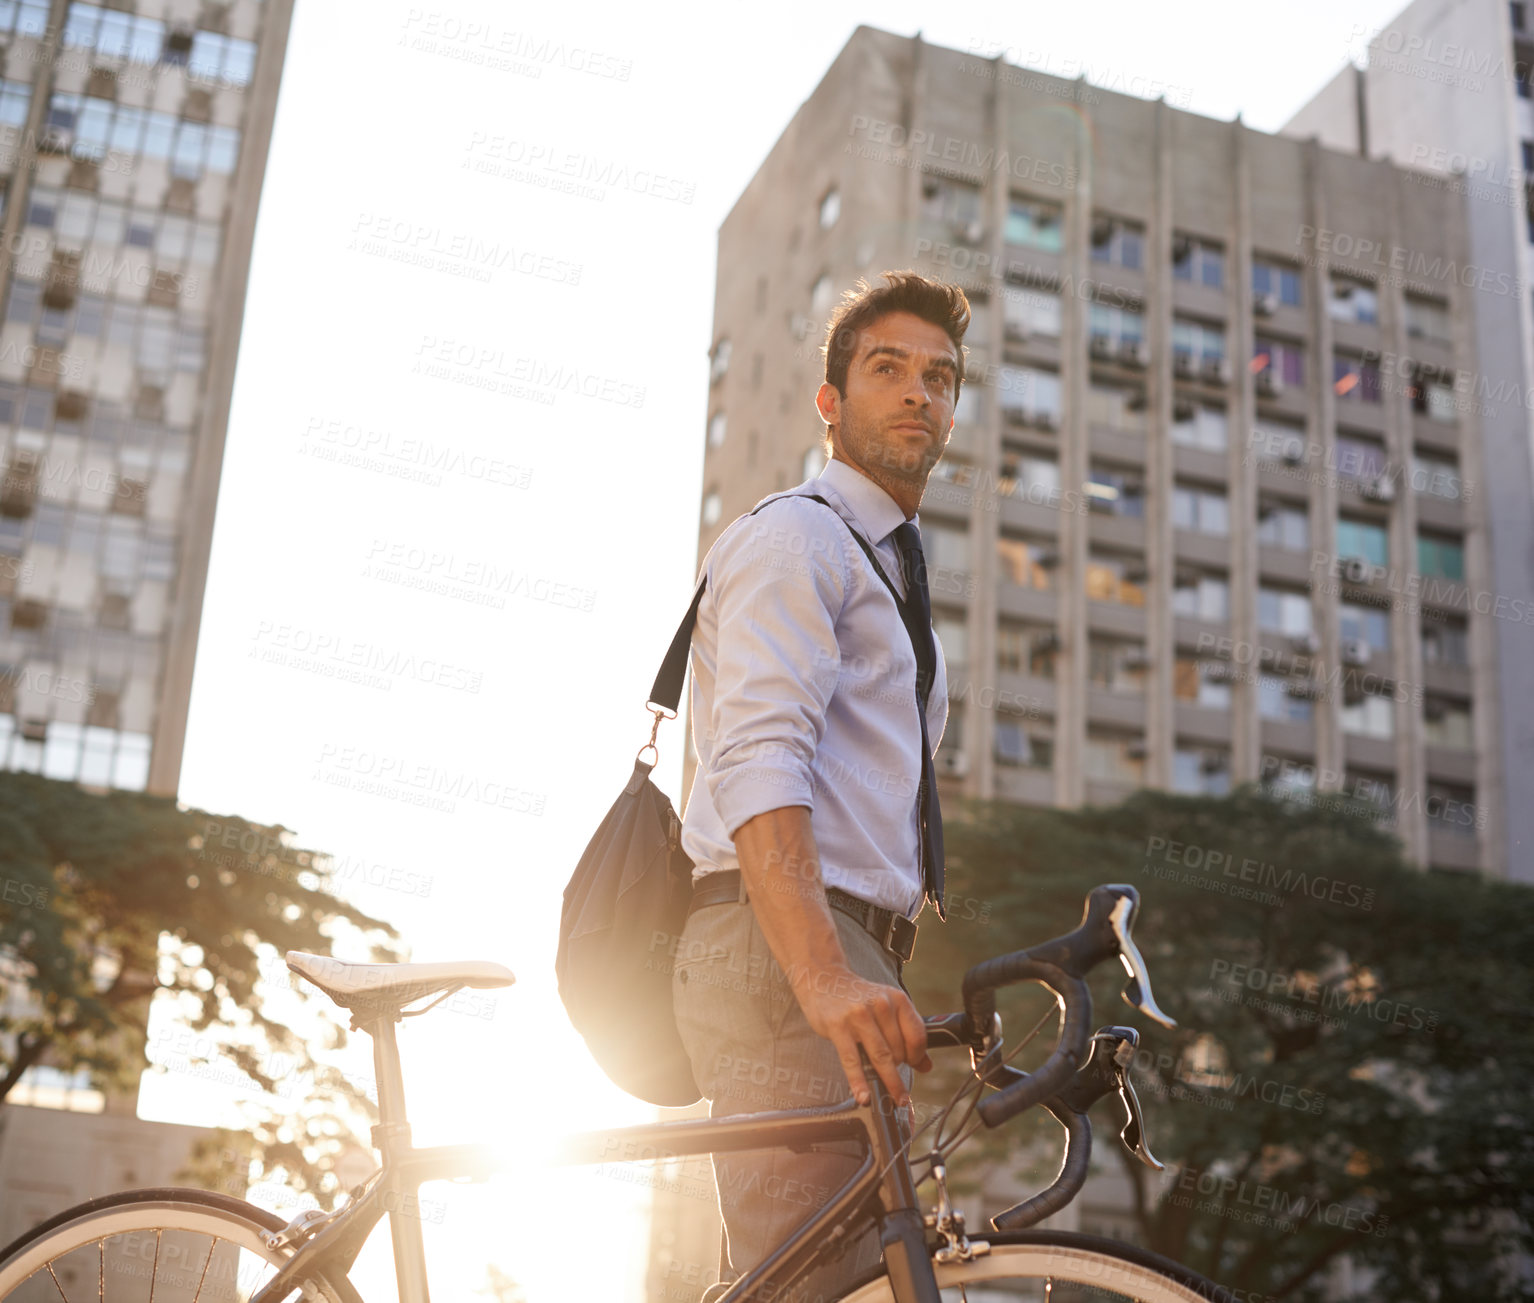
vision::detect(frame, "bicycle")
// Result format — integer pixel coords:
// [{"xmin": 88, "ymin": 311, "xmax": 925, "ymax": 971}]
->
[{"xmin": 0, "ymin": 883, "xmax": 1237, "ymax": 1302}]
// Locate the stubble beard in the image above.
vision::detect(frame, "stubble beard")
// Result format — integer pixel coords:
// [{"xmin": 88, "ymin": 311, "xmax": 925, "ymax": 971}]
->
[{"xmin": 838, "ymin": 405, "xmax": 940, "ymax": 500}]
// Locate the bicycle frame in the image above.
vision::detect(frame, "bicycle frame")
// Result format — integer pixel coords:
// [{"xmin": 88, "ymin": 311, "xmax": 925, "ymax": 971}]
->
[{"xmin": 250, "ymin": 1014, "xmax": 946, "ymax": 1303}]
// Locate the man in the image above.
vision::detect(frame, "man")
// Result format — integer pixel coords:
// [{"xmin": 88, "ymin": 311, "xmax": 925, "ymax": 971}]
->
[{"xmin": 674, "ymin": 270, "xmax": 971, "ymax": 1302}]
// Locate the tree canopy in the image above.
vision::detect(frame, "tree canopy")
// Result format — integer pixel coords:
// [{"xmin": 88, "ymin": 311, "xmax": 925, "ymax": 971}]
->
[
  {"xmin": 905, "ymin": 786, "xmax": 1534, "ymax": 1303},
  {"xmin": 0, "ymin": 772, "xmax": 404, "ymax": 1203}
]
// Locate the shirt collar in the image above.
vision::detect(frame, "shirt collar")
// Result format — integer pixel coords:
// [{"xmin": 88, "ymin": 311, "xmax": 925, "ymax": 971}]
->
[{"xmin": 815, "ymin": 456, "xmax": 917, "ymax": 547}]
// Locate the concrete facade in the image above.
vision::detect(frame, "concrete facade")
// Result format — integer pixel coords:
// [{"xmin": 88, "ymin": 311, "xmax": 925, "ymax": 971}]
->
[
  {"xmin": 683, "ymin": 24, "xmax": 1507, "ymax": 879},
  {"xmin": 1284, "ymin": 0, "xmax": 1534, "ymax": 878},
  {"xmin": 0, "ymin": 0, "xmax": 295, "ymax": 798}
]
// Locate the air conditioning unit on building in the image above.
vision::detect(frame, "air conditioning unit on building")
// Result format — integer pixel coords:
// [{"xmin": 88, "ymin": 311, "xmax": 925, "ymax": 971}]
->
[
  {"xmin": 1342, "ymin": 555, "xmax": 1373, "ymax": 584},
  {"xmin": 1290, "ymin": 631, "xmax": 1323, "ymax": 655},
  {"xmin": 1090, "ymin": 334, "xmax": 1116, "ymax": 360},
  {"xmin": 1341, "ymin": 638, "xmax": 1372, "ymax": 666},
  {"xmin": 1201, "ymin": 356, "xmax": 1231, "ymax": 387},
  {"xmin": 1361, "ymin": 475, "xmax": 1396, "ymax": 503},
  {"xmin": 1256, "ymin": 369, "xmax": 1284, "ymax": 399},
  {"xmin": 937, "ymin": 749, "xmax": 970, "ymax": 778},
  {"xmin": 1118, "ymin": 339, "xmax": 1149, "ymax": 369},
  {"xmin": 1254, "ymin": 292, "xmax": 1279, "ymax": 317},
  {"xmin": 1173, "ymin": 351, "xmax": 1198, "ymax": 379}
]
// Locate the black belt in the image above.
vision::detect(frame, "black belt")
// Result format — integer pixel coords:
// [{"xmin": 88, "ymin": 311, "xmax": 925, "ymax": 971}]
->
[{"xmin": 688, "ymin": 869, "xmax": 917, "ymax": 965}]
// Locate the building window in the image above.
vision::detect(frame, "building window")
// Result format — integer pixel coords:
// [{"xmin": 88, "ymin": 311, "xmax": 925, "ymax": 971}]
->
[
  {"xmin": 1339, "ymin": 600, "xmax": 1391, "ymax": 651},
  {"xmin": 710, "ymin": 338, "xmax": 731, "ymax": 383},
  {"xmin": 997, "ymin": 621, "xmax": 1057, "ymax": 676},
  {"xmin": 1088, "ymin": 639, "xmax": 1148, "ymax": 694},
  {"xmin": 1337, "ymin": 517, "xmax": 1388, "ymax": 568},
  {"xmin": 1004, "ymin": 288, "xmax": 1062, "ymax": 341},
  {"xmin": 707, "ymin": 411, "xmax": 726, "ymax": 448},
  {"xmin": 1426, "ymin": 781, "xmax": 1478, "ymax": 837},
  {"xmin": 1422, "ymin": 697, "xmax": 1473, "ymax": 748},
  {"xmin": 802, "ymin": 445, "xmax": 826, "ymax": 480},
  {"xmin": 1088, "ymin": 552, "xmax": 1148, "ymax": 607},
  {"xmin": 997, "ymin": 365, "xmax": 1062, "ymax": 428},
  {"xmin": 1090, "ymin": 215, "xmax": 1144, "ymax": 270},
  {"xmin": 1421, "ymin": 616, "xmax": 1469, "ymax": 667},
  {"xmin": 1005, "ymin": 197, "xmax": 1064, "ymax": 252},
  {"xmin": 995, "ymin": 716, "xmax": 1053, "ymax": 768},
  {"xmin": 1258, "ymin": 673, "xmax": 1313, "ymax": 722},
  {"xmin": 997, "ymin": 535, "xmax": 1057, "ymax": 590},
  {"xmin": 810, "ymin": 273, "xmax": 835, "ymax": 316},
  {"xmin": 1088, "ymin": 303, "xmax": 1145, "ymax": 349},
  {"xmin": 1171, "ymin": 570, "xmax": 1228, "ymax": 621},
  {"xmin": 998, "ymin": 448, "xmax": 1061, "ymax": 500},
  {"xmin": 922, "ymin": 177, "xmax": 983, "ymax": 234},
  {"xmin": 954, "ymin": 384, "xmax": 982, "ymax": 425},
  {"xmin": 1252, "ymin": 258, "xmax": 1302, "ymax": 307},
  {"xmin": 701, "ymin": 490, "xmax": 722, "ymax": 526},
  {"xmin": 1327, "ymin": 276, "xmax": 1378, "ymax": 324},
  {"xmin": 1410, "ymin": 373, "xmax": 1457, "ymax": 423},
  {"xmin": 1172, "ymin": 234, "xmax": 1224, "ymax": 288},
  {"xmin": 1086, "ymin": 464, "xmax": 1145, "ymax": 518},
  {"xmin": 1171, "ymin": 483, "xmax": 1229, "ymax": 535},
  {"xmin": 1333, "ymin": 354, "xmax": 1383, "ymax": 403},
  {"xmin": 1173, "ymin": 657, "xmax": 1232, "ymax": 708},
  {"xmin": 1334, "ymin": 434, "xmax": 1389, "ymax": 483},
  {"xmin": 1411, "ymin": 450, "xmax": 1462, "ymax": 500},
  {"xmin": 1342, "ymin": 690, "xmax": 1394, "ymax": 739},
  {"xmin": 1255, "ymin": 501, "xmax": 1309, "ymax": 551},
  {"xmin": 819, "ymin": 188, "xmax": 840, "ymax": 229},
  {"xmin": 921, "ymin": 522, "xmax": 970, "ymax": 577},
  {"xmin": 1398, "ymin": 294, "xmax": 1450, "ymax": 347},
  {"xmin": 1417, "ymin": 532, "xmax": 1465, "ymax": 581},
  {"xmin": 1086, "ymin": 384, "xmax": 1149, "ymax": 435},
  {"xmin": 1251, "ymin": 418, "xmax": 1306, "ymax": 466},
  {"xmin": 1172, "ymin": 317, "xmax": 1226, "ymax": 364},
  {"xmin": 1262, "ymin": 756, "xmax": 1317, "ymax": 798},
  {"xmin": 1258, "ymin": 586, "xmax": 1312, "ymax": 636},
  {"xmin": 1172, "ymin": 747, "xmax": 1232, "ymax": 795},
  {"xmin": 1253, "ymin": 336, "xmax": 1305, "ymax": 387},
  {"xmin": 933, "ymin": 609, "xmax": 967, "ymax": 668},
  {"xmin": 1083, "ymin": 732, "xmax": 1146, "ymax": 785},
  {"xmin": 1171, "ymin": 400, "xmax": 1227, "ymax": 451}
]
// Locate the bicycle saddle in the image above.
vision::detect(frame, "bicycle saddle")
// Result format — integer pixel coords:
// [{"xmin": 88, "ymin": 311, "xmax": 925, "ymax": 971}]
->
[{"xmin": 286, "ymin": 951, "xmax": 516, "ymax": 1015}]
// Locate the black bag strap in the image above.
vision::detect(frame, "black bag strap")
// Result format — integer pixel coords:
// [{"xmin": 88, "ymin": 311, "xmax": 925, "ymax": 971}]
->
[{"xmin": 646, "ymin": 492, "xmax": 915, "ymax": 714}]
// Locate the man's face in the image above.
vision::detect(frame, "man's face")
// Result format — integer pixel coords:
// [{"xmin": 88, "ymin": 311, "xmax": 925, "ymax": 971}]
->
[{"xmin": 816, "ymin": 311, "xmax": 958, "ymax": 496}]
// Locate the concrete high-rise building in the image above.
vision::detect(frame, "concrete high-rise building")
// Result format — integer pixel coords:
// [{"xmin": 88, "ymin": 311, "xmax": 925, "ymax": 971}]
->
[
  {"xmin": 0, "ymin": 0, "xmax": 294, "ymax": 798},
  {"xmin": 680, "ymin": 24, "xmax": 1518, "ymax": 885},
  {"xmin": 657, "ymin": 20, "xmax": 1521, "ymax": 1291},
  {"xmin": 1283, "ymin": 0, "xmax": 1534, "ymax": 879}
]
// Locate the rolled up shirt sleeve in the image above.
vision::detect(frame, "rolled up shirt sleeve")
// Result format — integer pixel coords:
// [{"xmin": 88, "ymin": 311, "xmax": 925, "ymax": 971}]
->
[{"xmin": 704, "ymin": 498, "xmax": 853, "ymax": 837}]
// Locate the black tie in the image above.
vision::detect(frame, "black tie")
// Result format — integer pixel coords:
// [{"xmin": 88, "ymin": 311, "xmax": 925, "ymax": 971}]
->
[{"xmin": 892, "ymin": 522, "xmax": 945, "ymax": 920}]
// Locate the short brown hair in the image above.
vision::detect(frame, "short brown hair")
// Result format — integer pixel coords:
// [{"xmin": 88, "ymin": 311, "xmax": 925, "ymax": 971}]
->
[{"xmin": 820, "ymin": 270, "xmax": 971, "ymax": 402}]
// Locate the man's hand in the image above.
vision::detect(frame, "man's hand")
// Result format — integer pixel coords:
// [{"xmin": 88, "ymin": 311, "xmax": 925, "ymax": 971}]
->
[
  {"xmin": 791, "ymin": 964, "xmax": 932, "ymax": 1108},
  {"xmin": 733, "ymin": 805, "xmax": 932, "ymax": 1107}
]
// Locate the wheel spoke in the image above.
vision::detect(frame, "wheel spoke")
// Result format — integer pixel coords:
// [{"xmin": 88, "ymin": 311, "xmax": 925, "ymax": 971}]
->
[
  {"xmin": 43, "ymin": 1260, "xmax": 68, "ymax": 1301},
  {"xmin": 192, "ymin": 1233, "xmax": 216, "ymax": 1303},
  {"xmin": 149, "ymin": 1226, "xmax": 161, "ymax": 1303}
]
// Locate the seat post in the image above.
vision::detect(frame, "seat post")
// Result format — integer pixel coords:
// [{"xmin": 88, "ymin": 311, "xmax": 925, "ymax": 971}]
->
[{"xmin": 365, "ymin": 1014, "xmax": 414, "ymax": 1157}]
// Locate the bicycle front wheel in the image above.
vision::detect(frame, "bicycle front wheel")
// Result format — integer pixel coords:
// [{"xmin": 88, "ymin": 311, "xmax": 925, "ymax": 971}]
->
[
  {"xmin": 840, "ymin": 1230, "xmax": 1234, "ymax": 1303},
  {"xmin": 0, "ymin": 1187, "xmax": 363, "ymax": 1303}
]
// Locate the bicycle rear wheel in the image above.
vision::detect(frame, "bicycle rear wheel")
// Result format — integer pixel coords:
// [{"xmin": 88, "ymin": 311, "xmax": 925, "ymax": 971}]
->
[
  {"xmin": 839, "ymin": 1230, "xmax": 1234, "ymax": 1303},
  {"xmin": 0, "ymin": 1187, "xmax": 363, "ymax": 1303}
]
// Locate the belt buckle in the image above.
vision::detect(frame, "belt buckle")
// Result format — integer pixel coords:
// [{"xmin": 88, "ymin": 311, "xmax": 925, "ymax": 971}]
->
[{"xmin": 871, "ymin": 909, "xmax": 897, "ymax": 955}]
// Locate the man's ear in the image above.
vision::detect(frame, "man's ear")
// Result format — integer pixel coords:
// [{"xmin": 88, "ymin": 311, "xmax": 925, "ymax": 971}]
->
[{"xmin": 814, "ymin": 381, "xmax": 841, "ymax": 428}]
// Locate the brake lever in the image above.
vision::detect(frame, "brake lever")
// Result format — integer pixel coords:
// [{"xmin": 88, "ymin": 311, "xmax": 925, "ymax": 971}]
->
[
  {"xmin": 1056, "ymin": 1027, "xmax": 1164, "ymax": 1171},
  {"xmin": 1107, "ymin": 893, "xmax": 1177, "ymax": 1029}
]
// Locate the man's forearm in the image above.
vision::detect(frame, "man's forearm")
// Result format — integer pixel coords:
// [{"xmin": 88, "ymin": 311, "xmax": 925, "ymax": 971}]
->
[{"xmin": 732, "ymin": 805, "xmax": 853, "ymax": 995}]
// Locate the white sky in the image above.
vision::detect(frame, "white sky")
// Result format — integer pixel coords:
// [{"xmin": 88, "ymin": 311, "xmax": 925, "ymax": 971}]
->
[{"xmin": 138, "ymin": 1, "xmax": 1412, "ymax": 1298}]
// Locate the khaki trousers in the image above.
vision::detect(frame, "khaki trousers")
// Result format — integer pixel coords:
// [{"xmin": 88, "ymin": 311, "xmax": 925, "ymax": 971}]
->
[{"xmin": 672, "ymin": 899, "xmax": 911, "ymax": 1303}]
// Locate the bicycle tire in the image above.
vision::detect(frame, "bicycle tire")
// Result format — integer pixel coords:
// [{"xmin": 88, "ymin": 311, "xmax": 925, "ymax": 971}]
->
[
  {"xmin": 837, "ymin": 1230, "xmax": 1237, "ymax": 1303},
  {"xmin": 0, "ymin": 1186, "xmax": 364, "ymax": 1303}
]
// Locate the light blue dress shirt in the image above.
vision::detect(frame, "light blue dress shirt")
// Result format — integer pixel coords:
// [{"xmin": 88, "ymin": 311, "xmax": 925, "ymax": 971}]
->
[{"xmin": 680, "ymin": 457, "xmax": 948, "ymax": 919}]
